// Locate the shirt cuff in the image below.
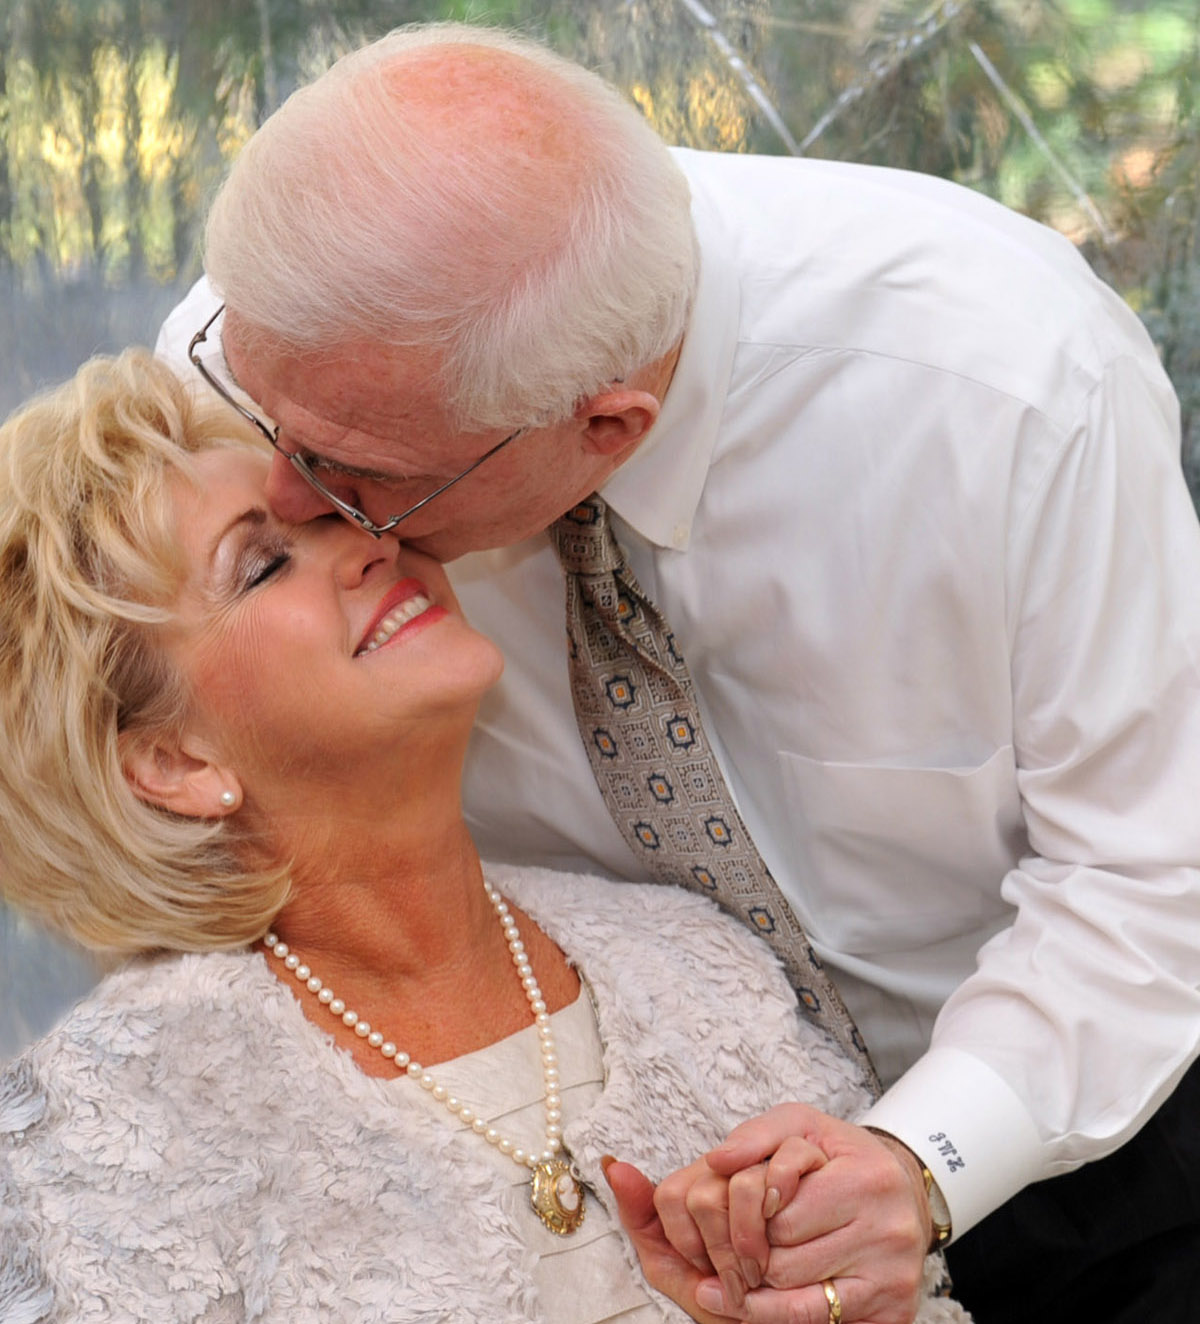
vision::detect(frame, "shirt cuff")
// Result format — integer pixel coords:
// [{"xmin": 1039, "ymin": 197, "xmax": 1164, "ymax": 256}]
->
[{"xmin": 858, "ymin": 1046, "xmax": 1047, "ymax": 1238}]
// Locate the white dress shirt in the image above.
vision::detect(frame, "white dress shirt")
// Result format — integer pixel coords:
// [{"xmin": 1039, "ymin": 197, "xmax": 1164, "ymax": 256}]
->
[{"xmin": 156, "ymin": 149, "xmax": 1200, "ymax": 1238}]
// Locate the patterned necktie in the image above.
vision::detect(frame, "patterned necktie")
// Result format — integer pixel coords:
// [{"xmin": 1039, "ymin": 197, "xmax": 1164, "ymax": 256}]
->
[{"xmin": 550, "ymin": 495, "xmax": 879, "ymax": 1091}]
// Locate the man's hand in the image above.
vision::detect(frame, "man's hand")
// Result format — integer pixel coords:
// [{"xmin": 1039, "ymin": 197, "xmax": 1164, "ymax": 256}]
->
[{"xmin": 655, "ymin": 1104, "xmax": 933, "ymax": 1324}]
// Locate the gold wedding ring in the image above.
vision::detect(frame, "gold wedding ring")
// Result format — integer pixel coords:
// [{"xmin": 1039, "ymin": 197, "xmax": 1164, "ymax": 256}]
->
[{"xmin": 822, "ymin": 1278, "xmax": 843, "ymax": 1324}]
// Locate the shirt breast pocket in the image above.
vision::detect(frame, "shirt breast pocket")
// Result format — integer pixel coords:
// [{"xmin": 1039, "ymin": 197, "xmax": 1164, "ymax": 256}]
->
[{"xmin": 776, "ymin": 745, "xmax": 1026, "ymax": 951}]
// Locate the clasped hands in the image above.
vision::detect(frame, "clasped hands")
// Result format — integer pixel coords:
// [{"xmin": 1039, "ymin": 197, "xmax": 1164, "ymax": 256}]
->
[{"xmin": 605, "ymin": 1103, "xmax": 932, "ymax": 1324}]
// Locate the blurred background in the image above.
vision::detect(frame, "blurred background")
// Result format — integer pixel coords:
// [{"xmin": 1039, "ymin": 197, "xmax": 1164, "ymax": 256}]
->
[{"xmin": 3, "ymin": 0, "xmax": 1199, "ymax": 1059}]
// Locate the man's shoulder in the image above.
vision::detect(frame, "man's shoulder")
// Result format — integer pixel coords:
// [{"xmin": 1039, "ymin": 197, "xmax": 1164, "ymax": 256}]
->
[
  {"xmin": 672, "ymin": 149, "xmax": 1155, "ymax": 421},
  {"xmin": 155, "ymin": 274, "xmax": 219, "ymax": 373},
  {"xmin": 672, "ymin": 147, "xmax": 1065, "ymax": 255}
]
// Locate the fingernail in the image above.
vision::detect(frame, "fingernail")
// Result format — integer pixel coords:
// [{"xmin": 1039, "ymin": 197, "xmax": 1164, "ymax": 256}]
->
[
  {"xmin": 600, "ymin": 1154, "xmax": 617, "ymax": 1183},
  {"xmin": 763, "ymin": 1186, "xmax": 782, "ymax": 1219},
  {"xmin": 740, "ymin": 1256, "xmax": 763, "ymax": 1289},
  {"xmin": 719, "ymin": 1270, "xmax": 746, "ymax": 1310},
  {"xmin": 695, "ymin": 1282, "xmax": 725, "ymax": 1312}
]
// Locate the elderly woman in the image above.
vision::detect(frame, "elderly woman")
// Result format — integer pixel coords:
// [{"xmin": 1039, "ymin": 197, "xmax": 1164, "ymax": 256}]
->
[{"xmin": 0, "ymin": 351, "xmax": 967, "ymax": 1324}]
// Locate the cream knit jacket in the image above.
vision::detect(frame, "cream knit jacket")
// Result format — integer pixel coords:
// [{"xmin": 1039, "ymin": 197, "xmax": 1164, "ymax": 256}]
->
[{"xmin": 0, "ymin": 867, "xmax": 968, "ymax": 1323}]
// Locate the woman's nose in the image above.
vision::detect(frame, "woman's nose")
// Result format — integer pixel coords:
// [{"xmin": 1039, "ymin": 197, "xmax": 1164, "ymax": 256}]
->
[
  {"xmin": 335, "ymin": 526, "xmax": 395, "ymax": 589},
  {"xmin": 312, "ymin": 506, "xmax": 394, "ymax": 580}
]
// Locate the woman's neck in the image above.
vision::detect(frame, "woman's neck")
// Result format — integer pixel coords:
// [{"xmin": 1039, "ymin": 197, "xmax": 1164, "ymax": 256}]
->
[{"xmin": 259, "ymin": 809, "xmax": 579, "ymax": 1075}]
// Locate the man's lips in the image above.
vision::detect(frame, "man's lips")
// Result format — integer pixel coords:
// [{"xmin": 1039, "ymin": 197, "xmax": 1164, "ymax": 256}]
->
[{"xmin": 354, "ymin": 578, "xmax": 439, "ymax": 655}]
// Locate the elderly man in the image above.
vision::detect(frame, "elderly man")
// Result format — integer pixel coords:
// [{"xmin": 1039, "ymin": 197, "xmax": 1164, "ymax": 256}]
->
[{"xmin": 158, "ymin": 22, "xmax": 1200, "ymax": 1324}]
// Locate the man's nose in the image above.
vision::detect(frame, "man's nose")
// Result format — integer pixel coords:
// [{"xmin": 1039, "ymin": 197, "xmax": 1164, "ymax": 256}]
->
[{"xmin": 263, "ymin": 449, "xmax": 349, "ymax": 524}]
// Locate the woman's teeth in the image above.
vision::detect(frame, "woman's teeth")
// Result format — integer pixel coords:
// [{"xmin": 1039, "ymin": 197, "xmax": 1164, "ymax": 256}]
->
[{"xmin": 356, "ymin": 594, "xmax": 432, "ymax": 655}]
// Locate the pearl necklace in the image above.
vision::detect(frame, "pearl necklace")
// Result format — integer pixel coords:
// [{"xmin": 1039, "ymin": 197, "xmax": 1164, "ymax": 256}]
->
[{"xmin": 263, "ymin": 879, "xmax": 586, "ymax": 1236}]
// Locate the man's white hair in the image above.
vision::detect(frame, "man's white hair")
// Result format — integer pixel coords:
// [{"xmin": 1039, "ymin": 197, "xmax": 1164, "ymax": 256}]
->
[{"xmin": 204, "ymin": 23, "xmax": 699, "ymax": 432}]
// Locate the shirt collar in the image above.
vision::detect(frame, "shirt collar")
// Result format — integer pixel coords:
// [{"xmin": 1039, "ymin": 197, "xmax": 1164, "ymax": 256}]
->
[{"xmin": 599, "ymin": 211, "xmax": 740, "ymax": 551}]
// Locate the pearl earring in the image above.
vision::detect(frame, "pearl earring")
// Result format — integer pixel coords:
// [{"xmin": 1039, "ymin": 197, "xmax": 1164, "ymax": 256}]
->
[{"xmin": 219, "ymin": 790, "xmax": 237, "ymax": 808}]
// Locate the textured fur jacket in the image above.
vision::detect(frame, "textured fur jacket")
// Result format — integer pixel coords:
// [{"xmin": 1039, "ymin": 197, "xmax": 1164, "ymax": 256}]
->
[{"xmin": 0, "ymin": 866, "xmax": 968, "ymax": 1323}]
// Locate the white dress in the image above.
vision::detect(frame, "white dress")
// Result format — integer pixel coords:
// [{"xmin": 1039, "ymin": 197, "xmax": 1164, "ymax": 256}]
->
[
  {"xmin": 411, "ymin": 990, "xmax": 660, "ymax": 1321},
  {"xmin": 0, "ymin": 866, "xmax": 969, "ymax": 1323}
]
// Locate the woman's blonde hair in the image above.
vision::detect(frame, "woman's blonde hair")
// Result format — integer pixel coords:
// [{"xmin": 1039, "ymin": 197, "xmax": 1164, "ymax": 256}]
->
[{"xmin": 0, "ymin": 349, "xmax": 289, "ymax": 955}]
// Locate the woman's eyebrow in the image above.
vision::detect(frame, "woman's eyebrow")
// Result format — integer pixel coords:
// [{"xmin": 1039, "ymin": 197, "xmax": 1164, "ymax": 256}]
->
[{"xmin": 207, "ymin": 507, "xmax": 267, "ymax": 570}]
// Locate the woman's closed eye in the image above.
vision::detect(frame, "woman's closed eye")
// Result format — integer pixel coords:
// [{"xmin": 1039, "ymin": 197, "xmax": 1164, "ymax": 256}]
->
[{"xmin": 239, "ymin": 534, "xmax": 295, "ymax": 591}]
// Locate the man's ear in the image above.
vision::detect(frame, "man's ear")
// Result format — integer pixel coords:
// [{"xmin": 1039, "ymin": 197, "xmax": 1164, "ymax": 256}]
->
[
  {"xmin": 575, "ymin": 388, "xmax": 662, "ymax": 457},
  {"xmin": 121, "ymin": 729, "xmax": 243, "ymax": 818}
]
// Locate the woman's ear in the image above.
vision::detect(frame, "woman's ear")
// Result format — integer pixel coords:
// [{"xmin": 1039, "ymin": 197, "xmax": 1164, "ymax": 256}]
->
[{"xmin": 121, "ymin": 730, "xmax": 243, "ymax": 818}]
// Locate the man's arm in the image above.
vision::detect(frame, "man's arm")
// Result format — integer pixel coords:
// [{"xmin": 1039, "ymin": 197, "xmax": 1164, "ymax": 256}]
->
[
  {"xmin": 650, "ymin": 333, "xmax": 1200, "ymax": 1321},
  {"xmin": 866, "ymin": 348, "xmax": 1200, "ymax": 1233}
]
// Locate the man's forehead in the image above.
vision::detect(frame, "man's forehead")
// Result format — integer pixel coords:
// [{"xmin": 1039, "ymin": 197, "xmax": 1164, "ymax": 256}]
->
[
  {"xmin": 223, "ymin": 308, "xmax": 439, "ymax": 380},
  {"xmin": 221, "ymin": 316, "xmax": 450, "ymax": 459}
]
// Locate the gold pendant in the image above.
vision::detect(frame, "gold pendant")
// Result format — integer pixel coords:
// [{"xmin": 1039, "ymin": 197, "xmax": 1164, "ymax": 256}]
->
[{"xmin": 530, "ymin": 1157, "xmax": 586, "ymax": 1235}]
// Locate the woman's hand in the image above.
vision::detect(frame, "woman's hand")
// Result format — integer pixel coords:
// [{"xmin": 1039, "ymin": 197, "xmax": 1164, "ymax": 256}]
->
[
  {"xmin": 650, "ymin": 1105, "xmax": 932, "ymax": 1324},
  {"xmin": 604, "ymin": 1157, "xmax": 745, "ymax": 1324},
  {"xmin": 646, "ymin": 1135, "xmax": 829, "ymax": 1312}
]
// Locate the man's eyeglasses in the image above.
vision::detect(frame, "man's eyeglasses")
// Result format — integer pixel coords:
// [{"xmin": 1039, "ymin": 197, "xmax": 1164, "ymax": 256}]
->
[{"xmin": 187, "ymin": 303, "xmax": 524, "ymax": 540}]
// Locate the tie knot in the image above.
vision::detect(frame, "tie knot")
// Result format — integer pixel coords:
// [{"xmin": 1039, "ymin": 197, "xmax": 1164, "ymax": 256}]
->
[{"xmin": 550, "ymin": 495, "xmax": 624, "ymax": 577}]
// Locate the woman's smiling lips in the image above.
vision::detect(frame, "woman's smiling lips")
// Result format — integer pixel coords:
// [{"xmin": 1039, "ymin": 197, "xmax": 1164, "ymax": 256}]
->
[{"xmin": 354, "ymin": 578, "xmax": 446, "ymax": 656}]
